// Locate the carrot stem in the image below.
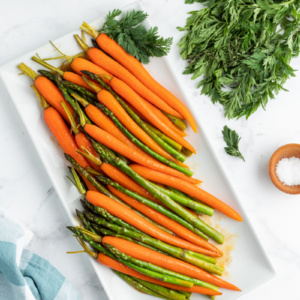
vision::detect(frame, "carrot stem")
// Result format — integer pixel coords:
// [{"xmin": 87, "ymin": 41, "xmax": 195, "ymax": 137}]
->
[{"xmin": 18, "ymin": 63, "xmax": 38, "ymax": 80}]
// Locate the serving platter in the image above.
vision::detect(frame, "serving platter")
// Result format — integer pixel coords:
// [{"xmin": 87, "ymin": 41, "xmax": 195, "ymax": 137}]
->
[{"xmin": 0, "ymin": 1, "xmax": 275, "ymax": 299}]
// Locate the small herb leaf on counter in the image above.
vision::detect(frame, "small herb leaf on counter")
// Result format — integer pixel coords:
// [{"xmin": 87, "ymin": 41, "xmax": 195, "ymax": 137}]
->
[{"xmin": 222, "ymin": 126, "xmax": 245, "ymax": 161}]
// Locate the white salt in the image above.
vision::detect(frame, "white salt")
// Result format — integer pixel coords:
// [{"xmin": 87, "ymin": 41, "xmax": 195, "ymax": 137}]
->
[{"xmin": 276, "ymin": 157, "xmax": 300, "ymax": 186}]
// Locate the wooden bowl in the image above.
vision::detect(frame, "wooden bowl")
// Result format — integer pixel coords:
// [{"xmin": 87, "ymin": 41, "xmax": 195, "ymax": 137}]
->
[{"xmin": 269, "ymin": 143, "xmax": 300, "ymax": 194}]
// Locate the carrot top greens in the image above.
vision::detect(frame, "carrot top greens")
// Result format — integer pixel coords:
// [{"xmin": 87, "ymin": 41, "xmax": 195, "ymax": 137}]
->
[{"xmin": 99, "ymin": 9, "xmax": 173, "ymax": 64}]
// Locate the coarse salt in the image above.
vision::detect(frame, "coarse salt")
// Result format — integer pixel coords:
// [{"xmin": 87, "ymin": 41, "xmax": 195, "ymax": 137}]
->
[{"xmin": 276, "ymin": 157, "xmax": 300, "ymax": 186}]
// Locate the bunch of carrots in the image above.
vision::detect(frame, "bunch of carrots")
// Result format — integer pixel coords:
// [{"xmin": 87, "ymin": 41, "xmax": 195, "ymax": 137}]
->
[{"xmin": 18, "ymin": 19, "xmax": 242, "ymax": 299}]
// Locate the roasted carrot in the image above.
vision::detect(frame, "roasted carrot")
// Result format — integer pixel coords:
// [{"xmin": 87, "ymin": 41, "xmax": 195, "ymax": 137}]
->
[
  {"xmin": 101, "ymin": 163, "xmax": 199, "ymax": 217},
  {"xmin": 87, "ymin": 47, "xmax": 183, "ymax": 119},
  {"xmin": 87, "ymin": 191, "xmax": 210, "ymax": 253},
  {"xmin": 18, "ymin": 63, "xmax": 73, "ymax": 123},
  {"xmin": 96, "ymin": 33, "xmax": 197, "ymax": 133},
  {"xmin": 104, "ymin": 75, "xmax": 197, "ymax": 154},
  {"xmin": 84, "ymin": 123, "xmax": 199, "ymax": 183},
  {"xmin": 70, "ymin": 57, "xmax": 111, "ymax": 85},
  {"xmin": 98, "ymin": 254, "xmax": 222, "ymax": 295},
  {"xmin": 104, "ymin": 74, "xmax": 186, "ymax": 137},
  {"xmin": 100, "ymin": 163, "xmax": 158, "ymax": 203},
  {"xmin": 102, "ymin": 237, "xmax": 240, "ymax": 291},
  {"xmin": 108, "ymin": 186, "xmax": 219, "ymax": 254},
  {"xmin": 130, "ymin": 165, "xmax": 242, "ymax": 221},
  {"xmin": 31, "ymin": 55, "xmax": 99, "ymax": 93},
  {"xmin": 94, "ymin": 88, "xmax": 186, "ymax": 164},
  {"xmin": 75, "ymin": 132, "xmax": 102, "ymax": 172}
]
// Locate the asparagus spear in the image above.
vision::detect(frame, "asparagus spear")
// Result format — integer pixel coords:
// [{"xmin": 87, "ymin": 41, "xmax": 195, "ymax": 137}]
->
[
  {"xmin": 162, "ymin": 111, "xmax": 187, "ymax": 131},
  {"xmin": 134, "ymin": 278, "xmax": 191, "ymax": 300},
  {"xmin": 114, "ymin": 271, "xmax": 170, "ymax": 300},
  {"xmin": 63, "ymin": 80, "xmax": 97, "ymax": 100},
  {"xmin": 105, "ymin": 244, "xmax": 194, "ymax": 288},
  {"xmin": 67, "ymin": 226, "xmax": 113, "ymax": 257},
  {"xmin": 113, "ymin": 158, "xmax": 224, "ymax": 244},
  {"xmin": 81, "ymin": 71, "xmax": 186, "ymax": 162},
  {"xmin": 80, "ymin": 199, "xmax": 144, "ymax": 235},
  {"xmin": 95, "ymin": 175, "xmax": 209, "ymax": 241},
  {"xmin": 153, "ymin": 184, "xmax": 213, "ymax": 216},
  {"xmin": 38, "ymin": 70, "xmax": 55, "ymax": 81},
  {"xmin": 144, "ymin": 122, "xmax": 182, "ymax": 151},
  {"xmin": 84, "ymin": 211, "xmax": 218, "ymax": 267},
  {"xmin": 76, "ymin": 209, "xmax": 97, "ymax": 234}
]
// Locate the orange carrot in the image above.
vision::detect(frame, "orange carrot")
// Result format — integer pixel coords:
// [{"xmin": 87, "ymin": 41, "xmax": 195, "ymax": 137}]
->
[
  {"xmin": 44, "ymin": 107, "xmax": 89, "ymax": 169},
  {"xmin": 34, "ymin": 76, "xmax": 73, "ymax": 123},
  {"xmin": 70, "ymin": 57, "xmax": 111, "ymax": 84},
  {"xmin": 96, "ymin": 89, "xmax": 193, "ymax": 166},
  {"xmin": 108, "ymin": 186, "xmax": 219, "ymax": 254},
  {"xmin": 100, "ymin": 163, "xmax": 158, "ymax": 202},
  {"xmin": 86, "ymin": 191, "xmax": 210, "ymax": 253},
  {"xmin": 82, "ymin": 102, "xmax": 155, "ymax": 157},
  {"xmin": 101, "ymin": 163, "xmax": 199, "ymax": 216},
  {"xmin": 96, "ymin": 33, "xmax": 197, "ymax": 133},
  {"xmin": 87, "ymin": 47, "xmax": 183, "ymax": 119},
  {"xmin": 84, "ymin": 123, "xmax": 199, "ymax": 184},
  {"xmin": 107, "ymin": 76, "xmax": 197, "ymax": 154},
  {"xmin": 130, "ymin": 165, "xmax": 242, "ymax": 222},
  {"xmin": 63, "ymin": 71, "xmax": 99, "ymax": 92},
  {"xmin": 98, "ymin": 254, "xmax": 222, "ymax": 295},
  {"xmin": 75, "ymin": 132, "xmax": 102, "ymax": 172},
  {"xmin": 102, "ymin": 236, "xmax": 240, "ymax": 291}
]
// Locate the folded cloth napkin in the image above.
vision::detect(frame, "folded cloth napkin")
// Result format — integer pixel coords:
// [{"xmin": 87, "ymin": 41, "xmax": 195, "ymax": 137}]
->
[{"xmin": 0, "ymin": 210, "xmax": 81, "ymax": 300}]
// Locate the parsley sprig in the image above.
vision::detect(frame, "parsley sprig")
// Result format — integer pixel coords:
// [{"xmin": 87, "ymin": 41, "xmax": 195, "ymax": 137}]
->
[
  {"xmin": 100, "ymin": 9, "xmax": 173, "ymax": 64},
  {"xmin": 178, "ymin": 0, "xmax": 300, "ymax": 119},
  {"xmin": 222, "ymin": 126, "xmax": 245, "ymax": 161}
]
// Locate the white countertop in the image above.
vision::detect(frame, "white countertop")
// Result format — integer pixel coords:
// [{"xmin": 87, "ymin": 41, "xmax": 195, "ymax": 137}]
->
[{"xmin": 1, "ymin": 0, "xmax": 300, "ymax": 299}]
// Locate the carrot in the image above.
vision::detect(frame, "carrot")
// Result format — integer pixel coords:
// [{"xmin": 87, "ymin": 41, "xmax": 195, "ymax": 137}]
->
[
  {"xmin": 75, "ymin": 132, "xmax": 102, "ymax": 172},
  {"xmin": 34, "ymin": 76, "xmax": 73, "ymax": 123},
  {"xmin": 63, "ymin": 71, "xmax": 98, "ymax": 92},
  {"xmin": 100, "ymin": 163, "xmax": 158, "ymax": 203},
  {"xmin": 86, "ymin": 191, "xmax": 210, "ymax": 253},
  {"xmin": 108, "ymin": 186, "xmax": 219, "ymax": 255},
  {"xmin": 102, "ymin": 237, "xmax": 240, "ymax": 291},
  {"xmin": 101, "ymin": 163, "xmax": 199, "ymax": 217},
  {"xmin": 84, "ymin": 123, "xmax": 199, "ymax": 184},
  {"xmin": 98, "ymin": 254, "xmax": 222, "ymax": 295},
  {"xmin": 106, "ymin": 76, "xmax": 197, "ymax": 154},
  {"xmin": 43, "ymin": 107, "xmax": 88, "ymax": 169},
  {"xmin": 130, "ymin": 165, "xmax": 242, "ymax": 222},
  {"xmin": 81, "ymin": 101, "xmax": 155, "ymax": 157},
  {"xmin": 106, "ymin": 75, "xmax": 186, "ymax": 137},
  {"xmin": 87, "ymin": 47, "xmax": 183, "ymax": 119},
  {"xmin": 96, "ymin": 33, "xmax": 197, "ymax": 133},
  {"xmin": 96, "ymin": 89, "xmax": 195, "ymax": 167},
  {"xmin": 70, "ymin": 57, "xmax": 111, "ymax": 84}
]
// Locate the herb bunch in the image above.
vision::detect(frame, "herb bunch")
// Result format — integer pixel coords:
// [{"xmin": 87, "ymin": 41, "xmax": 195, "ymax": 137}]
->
[
  {"xmin": 100, "ymin": 9, "xmax": 173, "ymax": 64},
  {"xmin": 178, "ymin": 0, "xmax": 300, "ymax": 119}
]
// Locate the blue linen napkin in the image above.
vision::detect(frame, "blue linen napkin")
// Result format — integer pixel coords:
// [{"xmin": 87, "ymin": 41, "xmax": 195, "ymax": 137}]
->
[{"xmin": 0, "ymin": 210, "xmax": 81, "ymax": 300}]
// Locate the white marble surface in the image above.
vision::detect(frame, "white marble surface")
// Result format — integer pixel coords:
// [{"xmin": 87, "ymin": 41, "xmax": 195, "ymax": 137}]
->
[{"xmin": 1, "ymin": 0, "xmax": 300, "ymax": 299}]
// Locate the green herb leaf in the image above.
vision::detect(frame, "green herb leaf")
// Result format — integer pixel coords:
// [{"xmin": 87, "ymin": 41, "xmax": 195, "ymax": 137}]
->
[
  {"xmin": 100, "ymin": 9, "xmax": 173, "ymax": 64},
  {"xmin": 178, "ymin": 1, "xmax": 300, "ymax": 119},
  {"xmin": 222, "ymin": 126, "xmax": 245, "ymax": 161}
]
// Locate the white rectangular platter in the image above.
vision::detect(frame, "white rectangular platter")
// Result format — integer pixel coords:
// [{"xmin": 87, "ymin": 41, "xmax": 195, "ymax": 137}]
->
[{"xmin": 0, "ymin": 1, "xmax": 275, "ymax": 299}]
